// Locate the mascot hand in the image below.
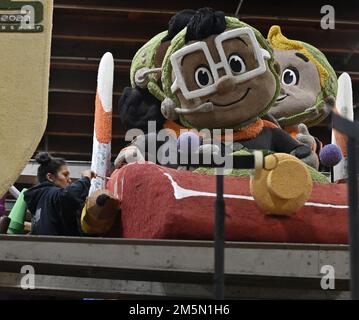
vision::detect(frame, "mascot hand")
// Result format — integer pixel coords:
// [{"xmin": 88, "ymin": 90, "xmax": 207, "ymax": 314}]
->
[
  {"xmin": 296, "ymin": 123, "xmax": 316, "ymax": 150},
  {"xmin": 293, "ymin": 123, "xmax": 319, "ymax": 169},
  {"xmin": 114, "ymin": 145, "xmax": 145, "ymax": 169},
  {"xmin": 291, "ymin": 144, "xmax": 319, "ymax": 170}
]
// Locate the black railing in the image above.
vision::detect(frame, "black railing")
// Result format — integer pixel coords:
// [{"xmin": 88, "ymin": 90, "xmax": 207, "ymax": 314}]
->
[
  {"xmin": 185, "ymin": 112, "xmax": 359, "ymax": 300},
  {"xmin": 176, "ymin": 152, "xmax": 262, "ymax": 300},
  {"xmin": 332, "ymin": 112, "xmax": 359, "ymax": 300}
]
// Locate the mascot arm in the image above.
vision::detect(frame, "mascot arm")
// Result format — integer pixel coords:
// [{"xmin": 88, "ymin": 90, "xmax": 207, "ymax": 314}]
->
[
  {"xmin": 271, "ymin": 128, "xmax": 309, "ymax": 155},
  {"xmin": 272, "ymin": 128, "xmax": 319, "ymax": 169}
]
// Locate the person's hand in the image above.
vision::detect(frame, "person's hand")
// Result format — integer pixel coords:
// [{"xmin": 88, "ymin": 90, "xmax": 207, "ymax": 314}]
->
[{"xmin": 81, "ymin": 170, "xmax": 97, "ymax": 179}]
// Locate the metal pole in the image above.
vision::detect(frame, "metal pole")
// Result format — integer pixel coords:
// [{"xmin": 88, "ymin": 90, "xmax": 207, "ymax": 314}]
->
[
  {"xmin": 234, "ymin": 0, "xmax": 244, "ymax": 16},
  {"xmin": 214, "ymin": 169, "xmax": 225, "ymax": 300},
  {"xmin": 9, "ymin": 186, "xmax": 20, "ymax": 199},
  {"xmin": 347, "ymin": 137, "xmax": 359, "ymax": 299}
]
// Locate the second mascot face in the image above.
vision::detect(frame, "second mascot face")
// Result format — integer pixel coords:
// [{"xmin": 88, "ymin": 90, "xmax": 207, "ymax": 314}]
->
[
  {"xmin": 270, "ymin": 49, "xmax": 321, "ymax": 121},
  {"xmin": 170, "ymin": 28, "xmax": 278, "ymax": 129}
]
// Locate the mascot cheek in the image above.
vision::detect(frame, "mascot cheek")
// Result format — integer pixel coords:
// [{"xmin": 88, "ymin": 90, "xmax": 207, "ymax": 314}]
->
[
  {"xmin": 244, "ymin": 67, "xmax": 278, "ymax": 116},
  {"xmin": 271, "ymin": 88, "xmax": 318, "ymax": 119}
]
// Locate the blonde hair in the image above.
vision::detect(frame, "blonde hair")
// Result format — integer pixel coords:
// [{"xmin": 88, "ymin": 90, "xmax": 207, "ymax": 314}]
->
[{"xmin": 268, "ymin": 25, "xmax": 337, "ymax": 97}]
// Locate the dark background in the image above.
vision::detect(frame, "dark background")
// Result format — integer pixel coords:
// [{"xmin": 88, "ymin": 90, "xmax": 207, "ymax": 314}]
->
[{"xmin": 38, "ymin": 0, "xmax": 359, "ymax": 161}]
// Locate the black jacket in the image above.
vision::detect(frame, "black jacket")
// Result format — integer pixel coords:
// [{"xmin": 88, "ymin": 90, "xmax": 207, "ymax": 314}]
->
[{"xmin": 24, "ymin": 177, "xmax": 91, "ymax": 236}]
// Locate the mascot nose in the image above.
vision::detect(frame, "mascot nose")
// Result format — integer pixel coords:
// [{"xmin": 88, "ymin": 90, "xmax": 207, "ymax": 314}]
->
[{"xmin": 216, "ymin": 75, "xmax": 236, "ymax": 95}]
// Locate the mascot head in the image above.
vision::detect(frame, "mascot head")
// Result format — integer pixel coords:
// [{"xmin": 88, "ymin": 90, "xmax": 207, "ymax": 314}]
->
[
  {"xmin": 161, "ymin": 8, "xmax": 280, "ymax": 130},
  {"xmin": 125, "ymin": 8, "xmax": 280, "ymax": 131},
  {"xmin": 267, "ymin": 25, "xmax": 337, "ymax": 127}
]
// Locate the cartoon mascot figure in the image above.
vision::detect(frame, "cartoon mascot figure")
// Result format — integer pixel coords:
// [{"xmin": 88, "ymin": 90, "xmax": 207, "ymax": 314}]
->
[{"xmin": 117, "ymin": 8, "xmax": 319, "ymax": 170}]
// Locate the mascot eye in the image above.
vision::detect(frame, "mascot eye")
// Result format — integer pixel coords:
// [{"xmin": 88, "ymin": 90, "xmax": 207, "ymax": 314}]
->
[
  {"xmin": 194, "ymin": 66, "xmax": 214, "ymax": 88},
  {"xmin": 228, "ymin": 54, "xmax": 246, "ymax": 75},
  {"xmin": 282, "ymin": 67, "xmax": 299, "ymax": 86}
]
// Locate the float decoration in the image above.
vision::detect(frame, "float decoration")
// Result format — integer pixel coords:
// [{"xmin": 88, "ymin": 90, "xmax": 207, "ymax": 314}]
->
[{"xmin": 80, "ymin": 52, "xmax": 119, "ymax": 235}]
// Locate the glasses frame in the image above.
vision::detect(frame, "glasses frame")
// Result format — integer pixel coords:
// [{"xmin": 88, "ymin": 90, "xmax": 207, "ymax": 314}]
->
[{"xmin": 170, "ymin": 27, "xmax": 271, "ymax": 100}]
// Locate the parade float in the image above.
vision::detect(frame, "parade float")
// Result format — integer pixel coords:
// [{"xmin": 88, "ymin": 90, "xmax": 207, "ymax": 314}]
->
[
  {"xmin": 81, "ymin": 9, "xmax": 349, "ymax": 246},
  {"xmin": 0, "ymin": 4, "xmax": 358, "ymax": 299},
  {"xmin": 78, "ymin": 9, "xmax": 359, "ymax": 299}
]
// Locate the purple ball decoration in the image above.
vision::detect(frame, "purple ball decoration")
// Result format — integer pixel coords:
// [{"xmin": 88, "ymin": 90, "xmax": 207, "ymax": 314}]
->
[
  {"xmin": 177, "ymin": 131, "xmax": 200, "ymax": 154},
  {"xmin": 319, "ymin": 144, "xmax": 343, "ymax": 167}
]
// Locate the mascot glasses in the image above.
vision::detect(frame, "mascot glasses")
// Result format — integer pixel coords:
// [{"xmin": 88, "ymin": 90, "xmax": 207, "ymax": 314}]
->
[{"xmin": 170, "ymin": 27, "xmax": 271, "ymax": 100}]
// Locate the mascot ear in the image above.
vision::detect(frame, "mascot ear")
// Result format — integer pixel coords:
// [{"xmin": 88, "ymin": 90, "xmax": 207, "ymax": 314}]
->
[
  {"xmin": 161, "ymin": 97, "xmax": 179, "ymax": 120},
  {"xmin": 119, "ymin": 87, "xmax": 165, "ymax": 132},
  {"xmin": 134, "ymin": 67, "xmax": 162, "ymax": 89}
]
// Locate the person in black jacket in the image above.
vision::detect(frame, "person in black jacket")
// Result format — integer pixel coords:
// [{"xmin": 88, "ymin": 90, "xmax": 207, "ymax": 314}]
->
[{"xmin": 24, "ymin": 152, "xmax": 96, "ymax": 236}]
